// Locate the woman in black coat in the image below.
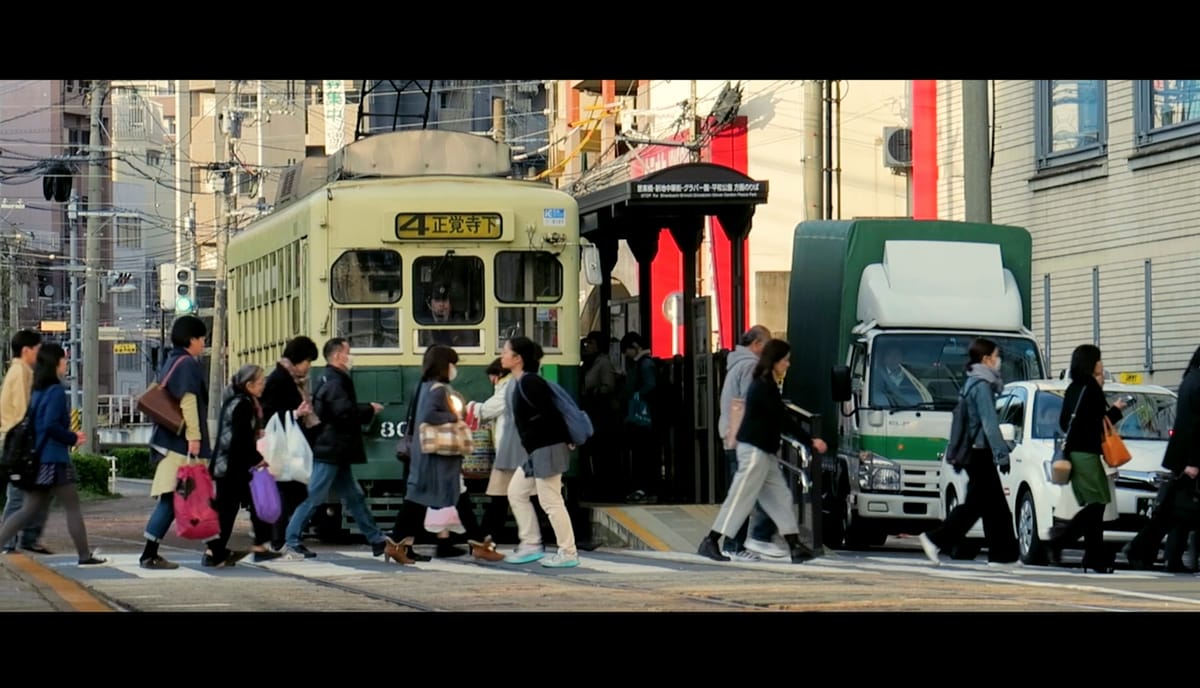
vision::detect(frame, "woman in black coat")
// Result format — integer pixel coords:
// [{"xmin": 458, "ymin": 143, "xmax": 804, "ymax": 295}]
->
[
  {"xmin": 1045, "ymin": 344, "xmax": 1126, "ymax": 574},
  {"xmin": 204, "ymin": 365, "xmax": 281, "ymax": 566}
]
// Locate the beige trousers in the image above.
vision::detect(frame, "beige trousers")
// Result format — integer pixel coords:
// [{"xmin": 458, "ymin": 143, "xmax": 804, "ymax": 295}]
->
[{"xmin": 507, "ymin": 465, "xmax": 576, "ymax": 556}]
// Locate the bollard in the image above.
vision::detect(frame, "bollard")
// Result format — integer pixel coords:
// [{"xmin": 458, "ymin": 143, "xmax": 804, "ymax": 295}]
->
[{"xmin": 103, "ymin": 455, "xmax": 118, "ymax": 495}]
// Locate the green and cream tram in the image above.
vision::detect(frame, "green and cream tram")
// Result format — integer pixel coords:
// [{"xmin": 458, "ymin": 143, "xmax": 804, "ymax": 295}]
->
[{"xmin": 226, "ymin": 130, "xmax": 581, "ymax": 537}]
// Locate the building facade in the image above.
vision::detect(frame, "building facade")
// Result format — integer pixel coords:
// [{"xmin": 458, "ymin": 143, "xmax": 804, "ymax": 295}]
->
[
  {"xmin": 547, "ymin": 79, "xmax": 911, "ymax": 353},
  {"xmin": 936, "ymin": 80, "xmax": 1200, "ymax": 388},
  {"xmin": 0, "ymin": 80, "xmax": 115, "ymax": 400}
]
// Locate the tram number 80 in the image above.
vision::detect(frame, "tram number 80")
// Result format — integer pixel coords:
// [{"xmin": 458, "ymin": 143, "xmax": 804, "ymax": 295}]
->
[{"xmin": 378, "ymin": 422, "xmax": 409, "ymax": 439}]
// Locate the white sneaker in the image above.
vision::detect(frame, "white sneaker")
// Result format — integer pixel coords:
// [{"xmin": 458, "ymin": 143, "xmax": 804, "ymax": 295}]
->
[
  {"xmin": 745, "ymin": 538, "xmax": 789, "ymax": 559},
  {"xmin": 729, "ymin": 549, "xmax": 761, "ymax": 563},
  {"xmin": 278, "ymin": 547, "xmax": 308, "ymax": 561},
  {"xmin": 918, "ymin": 533, "xmax": 941, "ymax": 566},
  {"xmin": 540, "ymin": 551, "xmax": 580, "ymax": 568}
]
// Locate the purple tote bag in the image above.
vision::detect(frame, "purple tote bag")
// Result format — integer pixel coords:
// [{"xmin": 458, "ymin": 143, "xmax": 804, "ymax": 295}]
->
[{"xmin": 249, "ymin": 466, "xmax": 282, "ymax": 523}]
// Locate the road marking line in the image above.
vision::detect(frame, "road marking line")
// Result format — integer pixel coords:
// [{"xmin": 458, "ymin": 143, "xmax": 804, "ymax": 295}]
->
[
  {"xmin": 96, "ymin": 554, "xmax": 213, "ymax": 579},
  {"xmin": 336, "ymin": 550, "xmax": 525, "ymax": 576},
  {"xmin": 5, "ymin": 553, "xmax": 114, "ymax": 612},
  {"xmin": 252, "ymin": 557, "xmax": 375, "ymax": 578},
  {"xmin": 572, "ymin": 558, "xmax": 684, "ymax": 575}
]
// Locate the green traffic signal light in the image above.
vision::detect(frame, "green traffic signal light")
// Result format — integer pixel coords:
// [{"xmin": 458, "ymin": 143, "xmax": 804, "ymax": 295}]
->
[{"xmin": 175, "ymin": 296, "xmax": 194, "ymax": 313}]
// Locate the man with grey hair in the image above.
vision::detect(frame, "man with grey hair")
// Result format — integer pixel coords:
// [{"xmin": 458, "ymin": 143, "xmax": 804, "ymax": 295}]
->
[{"xmin": 717, "ymin": 325, "xmax": 785, "ymax": 559}]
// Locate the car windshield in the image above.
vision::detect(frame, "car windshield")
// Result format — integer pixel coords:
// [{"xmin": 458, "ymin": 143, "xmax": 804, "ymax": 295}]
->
[
  {"xmin": 1031, "ymin": 390, "xmax": 1177, "ymax": 440},
  {"xmin": 868, "ymin": 334, "xmax": 1045, "ymax": 410}
]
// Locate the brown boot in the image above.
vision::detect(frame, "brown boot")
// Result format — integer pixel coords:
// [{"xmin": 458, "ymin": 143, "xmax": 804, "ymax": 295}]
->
[
  {"xmin": 385, "ymin": 536, "xmax": 416, "ymax": 565},
  {"xmin": 469, "ymin": 536, "xmax": 505, "ymax": 563}
]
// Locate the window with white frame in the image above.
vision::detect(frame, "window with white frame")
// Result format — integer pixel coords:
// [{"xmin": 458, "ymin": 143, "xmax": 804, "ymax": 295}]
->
[
  {"xmin": 1034, "ymin": 80, "xmax": 1107, "ymax": 170},
  {"xmin": 1134, "ymin": 80, "xmax": 1200, "ymax": 147}
]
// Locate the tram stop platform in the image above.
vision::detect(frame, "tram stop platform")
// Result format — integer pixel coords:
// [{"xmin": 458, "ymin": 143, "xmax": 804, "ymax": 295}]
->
[{"xmin": 581, "ymin": 503, "xmax": 818, "ymax": 555}]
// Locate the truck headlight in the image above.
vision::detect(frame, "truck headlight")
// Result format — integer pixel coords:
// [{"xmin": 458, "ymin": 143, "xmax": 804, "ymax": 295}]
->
[{"xmin": 855, "ymin": 451, "xmax": 902, "ymax": 493}]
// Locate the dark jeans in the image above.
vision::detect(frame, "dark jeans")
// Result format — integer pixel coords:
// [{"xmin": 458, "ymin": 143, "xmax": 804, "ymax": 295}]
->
[
  {"xmin": 926, "ymin": 448, "xmax": 1019, "ymax": 563},
  {"xmin": 722, "ymin": 449, "xmax": 776, "ymax": 552},
  {"xmin": 206, "ymin": 476, "xmax": 274, "ymax": 560}
]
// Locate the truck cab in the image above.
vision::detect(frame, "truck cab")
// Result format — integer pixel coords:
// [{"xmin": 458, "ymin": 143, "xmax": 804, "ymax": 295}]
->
[{"xmin": 784, "ymin": 221, "xmax": 1048, "ymax": 550}]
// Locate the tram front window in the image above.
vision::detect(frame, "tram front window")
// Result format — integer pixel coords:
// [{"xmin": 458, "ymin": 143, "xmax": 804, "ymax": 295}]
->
[
  {"xmin": 414, "ymin": 255, "xmax": 483, "ymax": 348},
  {"xmin": 331, "ymin": 249, "xmax": 403, "ymax": 351},
  {"xmin": 494, "ymin": 251, "xmax": 564, "ymax": 352}
]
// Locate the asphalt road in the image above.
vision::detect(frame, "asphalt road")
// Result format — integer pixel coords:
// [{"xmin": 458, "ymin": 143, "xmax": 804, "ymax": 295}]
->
[{"xmin": 8, "ymin": 493, "xmax": 1200, "ymax": 612}]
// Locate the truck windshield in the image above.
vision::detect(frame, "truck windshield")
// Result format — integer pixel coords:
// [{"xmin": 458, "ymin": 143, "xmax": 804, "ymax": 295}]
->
[{"xmin": 868, "ymin": 334, "xmax": 1044, "ymax": 410}]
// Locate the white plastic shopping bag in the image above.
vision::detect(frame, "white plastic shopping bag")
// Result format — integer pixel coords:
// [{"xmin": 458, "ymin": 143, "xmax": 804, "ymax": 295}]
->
[
  {"xmin": 285, "ymin": 411, "xmax": 314, "ymax": 485},
  {"xmin": 261, "ymin": 412, "xmax": 289, "ymax": 480}
]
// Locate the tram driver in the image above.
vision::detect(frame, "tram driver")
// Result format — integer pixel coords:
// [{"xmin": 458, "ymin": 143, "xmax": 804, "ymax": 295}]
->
[{"xmin": 420, "ymin": 283, "xmax": 480, "ymax": 347}]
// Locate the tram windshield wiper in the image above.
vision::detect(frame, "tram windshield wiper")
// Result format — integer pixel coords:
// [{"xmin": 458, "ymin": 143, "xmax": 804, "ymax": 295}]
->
[{"xmin": 886, "ymin": 401, "xmax": 938, "ymax": 414}]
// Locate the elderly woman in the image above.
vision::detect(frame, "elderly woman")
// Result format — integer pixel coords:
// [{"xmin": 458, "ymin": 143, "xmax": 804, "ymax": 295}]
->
[{"xmin": 203, "ymin": 364, "xmax": 281, "ymax": 567}]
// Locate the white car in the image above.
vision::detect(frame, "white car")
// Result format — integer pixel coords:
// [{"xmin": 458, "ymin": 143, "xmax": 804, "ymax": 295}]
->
[{"xmin": 937, "ymin": 379, "xmax": 1177, "ymax": 564}]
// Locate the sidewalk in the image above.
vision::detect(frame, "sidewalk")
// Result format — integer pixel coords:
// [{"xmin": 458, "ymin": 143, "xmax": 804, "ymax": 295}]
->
[{"xmin": 0, "ymin": 552, "xmax": 114, "ymax": 612}]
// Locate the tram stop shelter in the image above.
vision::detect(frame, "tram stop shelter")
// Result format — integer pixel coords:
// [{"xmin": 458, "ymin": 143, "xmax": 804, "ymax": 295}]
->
[{"xmin": 576, "ymin": 161, "xmax": 770, "ymax": 507}]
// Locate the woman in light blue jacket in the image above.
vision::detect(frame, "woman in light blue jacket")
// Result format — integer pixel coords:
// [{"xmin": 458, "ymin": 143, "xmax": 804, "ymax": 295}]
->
[
  {"xmin": 0, "ymin": 344, "xmax": 105, "ymax": 565},
  {"xmin": 919, "ymin": 337, "xmax": 1020, "ymax": 566}
]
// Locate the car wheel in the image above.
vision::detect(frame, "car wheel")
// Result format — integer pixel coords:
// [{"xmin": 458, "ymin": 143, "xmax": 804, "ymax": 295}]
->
[{"xmin": 1018, "ymin": 489, "xmax": 1046, "ymax": 565}]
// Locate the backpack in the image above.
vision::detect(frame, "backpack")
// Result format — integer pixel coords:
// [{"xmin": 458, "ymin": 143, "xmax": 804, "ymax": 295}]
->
[
  {"xmin": 0, "ymin": 394, "xmax": 45, "ymax": 487},
  {"xmin": 518, "ymin": 375, "xmax": 594, "ymax": 446},
  {"xmin": 944, "ymin": 378, "xmax": 984, "ymax": 469}
]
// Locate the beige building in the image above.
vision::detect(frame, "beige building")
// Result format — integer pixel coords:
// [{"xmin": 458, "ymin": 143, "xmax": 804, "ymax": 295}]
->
[{"xmin": 936, "ymin": 80, "xmax": 1200, "ymax": 388}]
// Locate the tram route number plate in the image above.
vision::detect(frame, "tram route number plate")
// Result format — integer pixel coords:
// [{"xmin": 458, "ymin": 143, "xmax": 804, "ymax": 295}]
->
[{"xmin": 395, "ymin": 212, "xmax": 502, "ymax": 240}]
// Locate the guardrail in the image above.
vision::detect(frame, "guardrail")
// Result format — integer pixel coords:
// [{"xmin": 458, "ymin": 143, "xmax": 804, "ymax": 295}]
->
[{"xmin": 96, "ymin": 395, "xmax": 146, "ymax": 427}]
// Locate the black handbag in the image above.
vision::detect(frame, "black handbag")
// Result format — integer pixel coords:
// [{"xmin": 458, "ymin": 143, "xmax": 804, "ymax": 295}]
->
[{"xmin": 395, "ymin": 384, "xmax": 421, "ymax": 465}]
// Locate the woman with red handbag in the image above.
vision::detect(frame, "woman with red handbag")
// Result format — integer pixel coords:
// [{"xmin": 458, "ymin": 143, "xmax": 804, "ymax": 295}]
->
[
  {"xmin": 1045, "ymin": 344, "xmax": 1127, "ymax": 573},
  {"xmin": 140, "ymin": 316, "xmax": 212, "ymax": 570},
  {"xmin": 0, "ymin": 343, "xmax": 105, "ymax": 565}
]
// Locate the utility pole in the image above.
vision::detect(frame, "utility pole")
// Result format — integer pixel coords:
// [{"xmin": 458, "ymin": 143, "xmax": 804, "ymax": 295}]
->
[
  {"xmin": 68, "ymin": 191, "xmax": 81, "ymax": 410},
  {"xmin": 962, "ymin": 80, "xmax": 992, "ymax": 224},
  {"xmin": 81, "ymin": 81, "xmax": 106, "ymax": 454},
  {"xmin": 208, "ymin": 81, "xmax": 239, "ymax": 425},
  {"xmin": 803, "ymin": 80, "xmax": 824, "ymax": 221}
]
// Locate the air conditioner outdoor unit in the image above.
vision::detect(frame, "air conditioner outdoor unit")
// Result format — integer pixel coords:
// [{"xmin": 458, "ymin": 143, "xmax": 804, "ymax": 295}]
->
[{"xmin": 883, "ymin": 126, "xmax": 913, "ymax": 170}]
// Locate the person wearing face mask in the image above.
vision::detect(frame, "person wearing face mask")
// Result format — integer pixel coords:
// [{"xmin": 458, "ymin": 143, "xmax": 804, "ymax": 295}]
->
[
  {"xmin": 918, "ymin": 337, "xmax": 1020, "ymax": 566},
  {"xmin": 280, "ymin": 338, "xmax": 394, "ymax": 560}
]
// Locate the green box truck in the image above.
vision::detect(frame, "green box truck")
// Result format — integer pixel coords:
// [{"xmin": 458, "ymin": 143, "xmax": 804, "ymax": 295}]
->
[{"xmin": 784, "ymin": 219, "xmax": 1048, "ymax": 550}]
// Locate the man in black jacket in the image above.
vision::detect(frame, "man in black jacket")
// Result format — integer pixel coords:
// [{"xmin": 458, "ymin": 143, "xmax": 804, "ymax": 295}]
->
[
  {"xmin": 280, "ymin": 338, "xmax": 392, "ymax": 560},
  {"xmin": 1126, "ymin": 345, "xmax": 1200, "ymax": 572}
]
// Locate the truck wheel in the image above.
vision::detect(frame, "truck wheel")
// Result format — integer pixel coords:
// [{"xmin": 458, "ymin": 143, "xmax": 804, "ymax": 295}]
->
[{"xmin": 845, "ymin": 523, "xmax": 887, "ymax": 550}]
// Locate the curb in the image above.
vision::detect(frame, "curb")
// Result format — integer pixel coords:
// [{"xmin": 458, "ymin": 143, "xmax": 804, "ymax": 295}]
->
[{"xmin": 0, "ymin": 553, "xmax": 120, "ymax": 612}]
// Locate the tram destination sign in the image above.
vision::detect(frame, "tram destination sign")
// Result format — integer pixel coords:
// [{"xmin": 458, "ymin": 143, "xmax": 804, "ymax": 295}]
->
[
  {"xmin": 630, "ymin": 181, "xmax": 767, "ymax": 201},
  {"xmin": 395, "ymin": 212, "xmax": 503, "ymax": 240}
]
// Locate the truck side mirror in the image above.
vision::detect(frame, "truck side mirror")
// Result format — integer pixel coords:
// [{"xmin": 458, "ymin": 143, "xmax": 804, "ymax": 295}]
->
[{"xmin": 831, "ymin": 365, "xmax": 852, "ymax": 402}]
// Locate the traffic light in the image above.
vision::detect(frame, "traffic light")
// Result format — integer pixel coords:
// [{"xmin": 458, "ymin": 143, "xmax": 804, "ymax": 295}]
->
[
  {"xmin": 158, "ymin": 263, "xmax": 176, "ymax": 311},
  {"xmin": 175, "ymin": 266, "xmax": 195, "ymax": 313}
]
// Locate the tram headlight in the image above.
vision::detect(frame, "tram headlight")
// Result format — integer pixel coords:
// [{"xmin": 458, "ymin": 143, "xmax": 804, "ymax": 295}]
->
[{"xmin": 853, "ymin": 451, "xmax": 902, "ymax": 493}]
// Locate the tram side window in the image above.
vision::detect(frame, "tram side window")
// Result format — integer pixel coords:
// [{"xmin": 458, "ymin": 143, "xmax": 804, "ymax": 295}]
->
[
  {"xmin": 494, "ymin": 251, "xmax": 563, "ymax": 352},
  {"xmin": 413, "ymin": 255, "xmax": 483, "ymax": 348},
  {"xmin": 331, "ymin": 249, "xmax": 402, "ymax": 350}
]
